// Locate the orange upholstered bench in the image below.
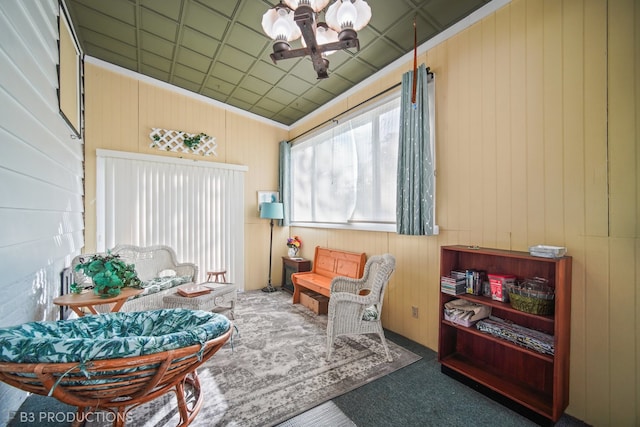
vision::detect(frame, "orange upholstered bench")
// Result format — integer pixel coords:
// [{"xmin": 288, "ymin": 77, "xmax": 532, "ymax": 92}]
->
[{"xmin": 291, "ymin": 246, "xmax": 366, "ymax": 304}]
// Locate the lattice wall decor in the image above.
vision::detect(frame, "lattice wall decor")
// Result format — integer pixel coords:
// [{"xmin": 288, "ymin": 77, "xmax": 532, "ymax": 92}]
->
[{"xmin": 149, "ymin": 128, "xmax": 218, "ymax": 156}]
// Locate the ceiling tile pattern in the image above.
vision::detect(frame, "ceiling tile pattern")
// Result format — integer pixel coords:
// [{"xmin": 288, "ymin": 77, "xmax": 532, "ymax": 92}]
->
[{"xmin": 65, "ymin": 0, "xmax": 491, "ymax": 125}]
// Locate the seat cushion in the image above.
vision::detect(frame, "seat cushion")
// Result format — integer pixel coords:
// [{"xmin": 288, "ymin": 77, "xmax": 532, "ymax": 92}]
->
[
  {"xmin": 132, "ymin": 275, "xmax": 192, "ymax": 299},
  {"xmin": 0, "ymin": 308, "xmax": 230, "ymax": 364}
]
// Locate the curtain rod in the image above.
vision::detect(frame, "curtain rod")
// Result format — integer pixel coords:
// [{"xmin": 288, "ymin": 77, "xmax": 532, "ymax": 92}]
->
[{"xmin": 289, "ymin": 67, "xmax": 432, "ymax": 143}]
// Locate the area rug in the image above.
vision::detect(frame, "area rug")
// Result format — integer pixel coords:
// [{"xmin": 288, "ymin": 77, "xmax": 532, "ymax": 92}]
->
[{"xmin": 89, "ymin": 289, "xmax": 421, "ymax": 427}]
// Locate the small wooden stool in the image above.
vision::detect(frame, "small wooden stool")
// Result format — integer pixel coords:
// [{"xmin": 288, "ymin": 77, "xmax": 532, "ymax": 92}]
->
[{"xmin": 206, "ymin": 270, "xmax": 227, "ymax": 283}]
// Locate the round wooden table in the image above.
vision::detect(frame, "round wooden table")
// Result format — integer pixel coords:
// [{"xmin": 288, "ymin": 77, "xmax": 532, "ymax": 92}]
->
[{"xmin": 53, "ymin": 287, "xmax": 144, "ymax": 317}]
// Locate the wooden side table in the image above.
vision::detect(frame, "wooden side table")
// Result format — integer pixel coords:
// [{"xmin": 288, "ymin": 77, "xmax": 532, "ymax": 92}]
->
[
  {"xmin": 282, "ymin": 257, "xmax": 311, "ymax": 293},
  {"xmin": 53, "ymin": 287, "xmax": 144, "ymax": 317}
]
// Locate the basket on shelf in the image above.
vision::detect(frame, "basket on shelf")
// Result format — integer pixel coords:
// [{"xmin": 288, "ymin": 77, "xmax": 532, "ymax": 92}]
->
[{"xmin": 506, "ymin": 277, "xmax": 555, "ymax": 315}]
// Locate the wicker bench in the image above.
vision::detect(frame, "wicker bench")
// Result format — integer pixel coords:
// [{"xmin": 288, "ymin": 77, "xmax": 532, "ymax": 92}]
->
[
  {"xmin": 71, "ymin": 244, "xmax": 198, "ymax": 313},
  {"xmin": 291, "ymin": 246, "xmax": 366, "ymax": 304}
]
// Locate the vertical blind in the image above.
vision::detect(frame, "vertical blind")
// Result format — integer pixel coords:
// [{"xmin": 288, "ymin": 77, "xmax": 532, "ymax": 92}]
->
[{"xmin": 96, "ymin": 149, "xmax": 247, "ymax": 289}]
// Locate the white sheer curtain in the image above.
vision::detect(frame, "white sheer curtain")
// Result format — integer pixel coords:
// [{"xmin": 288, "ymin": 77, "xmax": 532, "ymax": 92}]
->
[
  {"xmin": 290, "ymin": 95, "xmax": 400, "ymax": 231},
  {"xmin": 96, "ymin": 149, "xmax": 247, "ymax": 289}
]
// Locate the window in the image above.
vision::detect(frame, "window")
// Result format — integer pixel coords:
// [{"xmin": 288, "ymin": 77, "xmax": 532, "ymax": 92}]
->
[
  {"xmin": 291, "ymin": 95, "xmax": 400, "ymax": 231},
  {"xmin": 58, "ymin": 2, "xmax": 83, "ymax": 137}
]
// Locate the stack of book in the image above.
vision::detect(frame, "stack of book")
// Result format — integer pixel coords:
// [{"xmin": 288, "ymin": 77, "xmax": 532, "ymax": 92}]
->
[{"xmin": 441, "ymin": 275, "xmax": 466, "ymax": 295}]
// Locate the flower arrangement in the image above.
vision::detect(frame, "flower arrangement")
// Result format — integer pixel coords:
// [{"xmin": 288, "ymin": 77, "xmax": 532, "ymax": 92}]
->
[
  {"xmin": 286, "ymin": 236, "xmax": 302, "ymax": 257},
  {"xmin": 287, "ymin": 236, "xmax": 302, "ymax": 249}
]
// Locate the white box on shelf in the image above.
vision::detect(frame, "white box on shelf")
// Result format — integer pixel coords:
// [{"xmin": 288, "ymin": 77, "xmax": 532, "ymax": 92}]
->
[{"xmin": 529, "ymin": 245, "xmax": 567, "ymax": 258}]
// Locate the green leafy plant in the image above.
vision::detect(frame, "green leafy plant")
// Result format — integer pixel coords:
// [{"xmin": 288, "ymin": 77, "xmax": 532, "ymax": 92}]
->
[
  {"xmin": 182, "ymin": 132, "xmax": 208, "ymax": 149},
  {"xmin": 74, "ymin": 253, "xmax": 141, "ymax": 297}
]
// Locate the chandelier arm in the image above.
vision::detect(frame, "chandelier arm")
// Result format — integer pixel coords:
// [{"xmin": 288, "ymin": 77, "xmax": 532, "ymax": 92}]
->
[
  {"xmin": 316, "ymin": 39, "xmax": 359, "ymax": 53},
  {"xmin": 270, "ymin": 39, "xmax": 359, "ymax": 62}
]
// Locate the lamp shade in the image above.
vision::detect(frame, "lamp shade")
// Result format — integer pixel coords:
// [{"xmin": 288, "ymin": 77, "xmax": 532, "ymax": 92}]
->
[
  {"xmin": 326, "ymin": 0, "xmax": 371, "ymax": 32},
  {"xmin": 260, "ymin": 202, "xmax": 284, "ymax": 220},
  {"xmin": 284, "ymin": 0, "xmax": 330, "ymax": 12},
  {"xmin": 262, "ymin": 6, "xmax": 301, "ymax": 41}
]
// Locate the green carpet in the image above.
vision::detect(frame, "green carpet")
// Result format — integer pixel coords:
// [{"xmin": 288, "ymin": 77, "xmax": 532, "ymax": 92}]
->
[{"xmin": 332, "ymin": 329, "xmax": 590, "ymax": 427}]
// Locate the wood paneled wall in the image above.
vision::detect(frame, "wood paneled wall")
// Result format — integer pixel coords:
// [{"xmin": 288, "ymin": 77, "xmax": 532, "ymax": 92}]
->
[{"xmin": 290, "ymin": 0, "xmax": 638, "ymax": 425}]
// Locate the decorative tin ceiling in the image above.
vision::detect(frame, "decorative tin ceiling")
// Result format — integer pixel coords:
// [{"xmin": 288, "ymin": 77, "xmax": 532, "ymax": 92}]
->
[{"xmin": 64, "ymin": 0, "xmax": 492, "ymax": 126}]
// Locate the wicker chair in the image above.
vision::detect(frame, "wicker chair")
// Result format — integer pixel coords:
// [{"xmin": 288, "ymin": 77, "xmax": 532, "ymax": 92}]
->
[
  {"xmin": 326, "ymin": 254, "xmax": 396, "ymax": 362},
  {"xmin": 0, "ymin": 309, "xmax": 231, "ymax": 427}
]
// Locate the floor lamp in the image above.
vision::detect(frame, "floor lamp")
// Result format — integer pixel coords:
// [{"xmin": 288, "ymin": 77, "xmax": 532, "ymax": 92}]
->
[{"xmin": 260, "ymin": 202, "xmax": 284, "ymax": 293}]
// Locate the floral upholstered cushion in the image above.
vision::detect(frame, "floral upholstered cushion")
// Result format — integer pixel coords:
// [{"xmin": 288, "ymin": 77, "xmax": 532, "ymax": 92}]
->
[
  {"xmin": 0, "ymin": 309, "xmax": 230, "ymax": 364},
  {"xmin": 362, "ymin": 305, "xmax": 379, "ymax": 321},
  {"xmin": 130, "ymin": 275, "xmax": 192, "ymax": 299}
]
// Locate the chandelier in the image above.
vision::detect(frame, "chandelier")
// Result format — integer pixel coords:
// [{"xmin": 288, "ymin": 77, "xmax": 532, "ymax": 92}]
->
[{"xmin": 262, "ymin": 0, "xmax": 372, "ymax": 79}]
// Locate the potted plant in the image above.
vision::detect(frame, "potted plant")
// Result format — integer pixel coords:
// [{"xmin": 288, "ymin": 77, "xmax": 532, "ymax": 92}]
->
[{"xmin": 74, "ymin": 252, "xmax": 141, "ymax": 297}]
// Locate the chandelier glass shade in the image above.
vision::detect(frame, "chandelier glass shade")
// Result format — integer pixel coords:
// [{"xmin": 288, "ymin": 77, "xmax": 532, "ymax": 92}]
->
[
  {"xmin": 325, "ymin": 0, "xmax": 372, "ymax": 32},
  {"xmin": 262, "ymin": 0, "xmax": 372, "ymax": 79},
  {"xmin": 283, "ymin": 0, "xmax": 331, "ymax": 12},
  {"xmin": 261, "ymin": 6, "xmax": 300, "ymax": 42}
]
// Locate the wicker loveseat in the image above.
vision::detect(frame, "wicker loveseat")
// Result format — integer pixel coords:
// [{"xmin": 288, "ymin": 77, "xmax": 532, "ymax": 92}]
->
[
  {"xmin": 0, "ymin": 308, "xmax": 232, "ymax": 427},
  {"xmin": 71, "ymin": 244, "xmax": 198, "ymax": 313}
]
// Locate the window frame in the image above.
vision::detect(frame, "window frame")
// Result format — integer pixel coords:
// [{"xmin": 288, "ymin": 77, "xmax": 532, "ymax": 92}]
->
[{"xmin": 289, "ymin": 92, "xmax": 401, "ymax": 233}]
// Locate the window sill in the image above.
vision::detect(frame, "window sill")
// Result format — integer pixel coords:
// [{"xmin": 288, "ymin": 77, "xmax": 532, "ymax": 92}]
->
[
  {"xmin": 289, "ymin": 222, "xmax": 440, "ymax": 235},
  {"xmin": 289, "ymin": 221, "xmax": 397, "ymax": 233}
]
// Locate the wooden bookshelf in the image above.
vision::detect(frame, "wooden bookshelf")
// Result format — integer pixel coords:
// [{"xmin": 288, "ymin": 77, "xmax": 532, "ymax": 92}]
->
[{"xmin": 438, "ymin": 245, "xmax": 572, "ymax": 422}]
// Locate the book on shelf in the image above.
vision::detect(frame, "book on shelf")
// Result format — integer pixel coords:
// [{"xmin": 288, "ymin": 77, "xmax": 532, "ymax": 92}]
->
[
  {"xmin": 441, "ymin": 277, "xmax": 466, "ymax": 284},
  {"xmin": 441, "ymin": 275, "xmax": 466, "ymax": 295},
  {"xmin": 441, "ymin": 288, "xmax": 465, "ymax": 296},
  {"xmin": 451, "ymin": 270, "xmax": 466, "ymax": 280},
  {"xmin": 441, "ymin": 285, "xmax": 466, "ymax": 295}
]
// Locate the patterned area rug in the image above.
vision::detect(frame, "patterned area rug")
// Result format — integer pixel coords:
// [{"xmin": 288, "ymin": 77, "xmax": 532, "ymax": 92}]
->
[{"xmin": 90, "ymin": 289, "xmax": 421, "ymax": 427}]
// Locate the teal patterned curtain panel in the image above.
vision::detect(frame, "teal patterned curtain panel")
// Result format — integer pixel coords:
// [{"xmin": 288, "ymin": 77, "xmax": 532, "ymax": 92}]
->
[
  {"xmin": 396, "ymin": 63, "xmax": 435, "ymax": 235},
  {"xmin": 279, "ymin": 140, "xmax": 292, "ymax": 226}
]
